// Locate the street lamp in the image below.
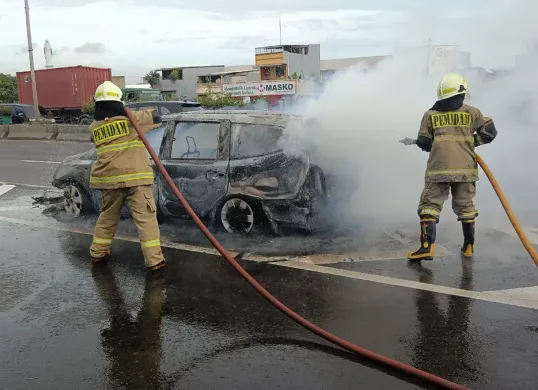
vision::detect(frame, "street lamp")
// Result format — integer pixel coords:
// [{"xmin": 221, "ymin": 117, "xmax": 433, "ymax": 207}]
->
[{"xmin": 24, "ymin": 0, "xmax": 40, "ymax": 120}]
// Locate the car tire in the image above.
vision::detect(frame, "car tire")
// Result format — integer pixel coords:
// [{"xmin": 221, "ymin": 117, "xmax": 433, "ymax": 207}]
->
[
  {"xmin": 62, "ymin": 181, "xmax": 93, "ymax": 217},
  {"xmin": 217, "ymin": 197, "xmax": 260, "ymax": 235}
]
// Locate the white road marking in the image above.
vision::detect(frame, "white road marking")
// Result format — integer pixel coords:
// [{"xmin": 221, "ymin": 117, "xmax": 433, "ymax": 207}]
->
[
  {"xmin": 20, "ymin": 160, "xmax": 61, "ymax": 164},
  {"xmin": 0, "ymin": 206, "xmax": 35, "ymax": 211},
  {"xmin": 0, "ymin": 184, "xmax": 15, "ymax": 197},
  {"xmin": 273, "ymin": 261, "xmax": 538, "ymax": 310},
  {"xmin": 486, "ymin": 286, "xmax": 538, "ymax": 301},
  {"xmin": 0, "ymin": 181, "xmax": 59, "ymax": 191},
  {"xmin": 0, "ymin": 214, "xmax": 537, "ymax": 310},
  {"xmin": 0, "ymin": 215, "xmax": 241, "ymax": 258},
  {"xmin": 490, "ymin": 224, "xmax": 538, "ymax": 245},
  {"xmin": 283, "ymin": 251, "xmax": 456, "ymax": 265}
]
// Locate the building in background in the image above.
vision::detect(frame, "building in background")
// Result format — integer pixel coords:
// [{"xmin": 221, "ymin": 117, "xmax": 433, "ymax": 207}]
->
[
  {"xmin": 111, "ymin": 76, "xmax": 125, "ymax": 89},
  {"xmin": 392, "ymin": 43, "xmax": 471, "ymax": 75},
  {"xmin": 255, "ymin": 44, "xmax": 321, "ymax": 80},
  {"xmin": 195, "ymin": 67, "xmax": 259, "ymax": 95},
  {"xmin": 319, "ymin": 55, "xmax": 391, "ymax": 81},
  {"xmin": 515, "ymin": 41, "xmax": 538, "ymax": 69},
  {"xmin": 154, "ymin": 65, "xmax": 225, "ymax": 99}
]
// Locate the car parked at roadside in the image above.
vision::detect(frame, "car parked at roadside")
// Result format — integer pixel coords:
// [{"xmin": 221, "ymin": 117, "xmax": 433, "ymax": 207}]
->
[
  {"xmin": 51, "ymin": 111, "xmax": 348, "ymax": 235},
  {"xmin": 0, "ymin": 103, "xmax": 48, "ymax": 123}
]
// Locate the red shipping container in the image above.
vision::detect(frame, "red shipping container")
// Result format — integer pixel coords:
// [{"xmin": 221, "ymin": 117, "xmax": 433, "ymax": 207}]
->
[{"xmin": 16, "ymin": 66, "xmax": 111, "ymax": 110}]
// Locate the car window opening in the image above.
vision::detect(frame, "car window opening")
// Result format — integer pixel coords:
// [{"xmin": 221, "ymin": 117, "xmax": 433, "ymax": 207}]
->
[
  {"xmin": 171, "ymin": 122, "xmax": 220, "ymax": 160},
  {"xmin": 231, "ymin": 124, "xmax": 284, "ymax": 160}
]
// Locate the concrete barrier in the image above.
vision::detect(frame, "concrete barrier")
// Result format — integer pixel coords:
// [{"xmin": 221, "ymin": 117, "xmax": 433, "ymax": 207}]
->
[
  {"xmin": 6, "ymin": 123, "xmax": 55, "ymax": 140},
  {"xmin": 1, "ymin": 124, "xmax": 93, "ymax": 142},
  {"xmin": 55, "ymin": 124, "xmax": 91, "ymax": 142}
]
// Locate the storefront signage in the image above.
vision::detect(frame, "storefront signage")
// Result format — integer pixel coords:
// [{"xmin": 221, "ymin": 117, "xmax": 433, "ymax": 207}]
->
[{"xmin": 223, "ymin": 81, "xmax": 296, "ymax": 97}]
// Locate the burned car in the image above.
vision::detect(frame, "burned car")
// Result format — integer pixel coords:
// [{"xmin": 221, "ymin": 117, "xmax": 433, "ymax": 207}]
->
[{"xmin": 51, "ymin": 111, "xmax": 345, "ymax": 234}]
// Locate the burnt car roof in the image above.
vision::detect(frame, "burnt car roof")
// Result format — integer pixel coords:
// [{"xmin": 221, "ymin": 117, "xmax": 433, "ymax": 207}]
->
[{"xmin": 161, "ymin": 110, "xmax": 303, "ymax": 127}]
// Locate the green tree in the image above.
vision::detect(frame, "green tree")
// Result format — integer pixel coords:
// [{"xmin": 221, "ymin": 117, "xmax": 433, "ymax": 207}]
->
[
  {"xmin": 290, "ymin": 72, "xmax": 302, "ymax": 80},
  {"xmin": 169, "ymin": 69, "xmax": 180, "ymax": 82},
  {"xmin": 163, "ymin": 92, "xmax": 177, "ymax": 101},
  {"xmin": 143, "ymin": 70, "xmax": 160, "ymax": 88},
  {"xmin": 0, "ymin": 73, "xmax": 18, "ymax": 103},
  {"xmin": 82, "ymin": 100, "xmax": 95, "ymax": 115},
  {"xmin": 197, "ymin": 91, "xmax": 244, "ymax": 108}
]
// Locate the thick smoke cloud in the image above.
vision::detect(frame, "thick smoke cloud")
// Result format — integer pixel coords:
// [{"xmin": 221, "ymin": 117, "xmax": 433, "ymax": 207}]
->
[{"xmin": 283, "ymin": 0, "xmax": 538, "ymax": 229}]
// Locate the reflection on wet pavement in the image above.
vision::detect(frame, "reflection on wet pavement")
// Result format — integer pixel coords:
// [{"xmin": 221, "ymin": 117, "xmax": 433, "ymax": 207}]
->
[
  {"xmin": 1, "ymin": 220, "xmax": 538, "ymax": 389},
  {"xmin": 408, "ymin": 260, "xmax": 482, "ymax": 385},
  {"xmin": 92, "ymin": 266, "xmax": 172, "ymax": 389}
]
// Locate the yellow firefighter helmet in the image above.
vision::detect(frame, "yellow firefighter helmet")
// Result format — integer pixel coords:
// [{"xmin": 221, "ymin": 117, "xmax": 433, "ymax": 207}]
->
[
  {"xmin": 436, "ymin": 73, "xmax": 469, "ymax": 101},
  {"xmin": 94, "ymin": 81, "xmax": 123, "ymax": 103}
]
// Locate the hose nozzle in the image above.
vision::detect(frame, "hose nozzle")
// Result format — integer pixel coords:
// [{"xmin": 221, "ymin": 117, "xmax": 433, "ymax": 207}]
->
[{"xmin": 399, "ymin": 137, "xmax": 417, "ymax": 146}]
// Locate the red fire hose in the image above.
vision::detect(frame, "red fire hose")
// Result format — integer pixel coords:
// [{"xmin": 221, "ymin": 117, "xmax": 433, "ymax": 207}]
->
[{"xmin": 126, "ymin": 109, "xmax": 471, "ymax": 390}]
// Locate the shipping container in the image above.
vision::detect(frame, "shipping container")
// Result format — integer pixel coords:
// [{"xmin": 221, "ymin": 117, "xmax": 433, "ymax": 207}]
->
[{"xmin": 16, "ymin": 66, "xmax": 111, "ymax": 123}]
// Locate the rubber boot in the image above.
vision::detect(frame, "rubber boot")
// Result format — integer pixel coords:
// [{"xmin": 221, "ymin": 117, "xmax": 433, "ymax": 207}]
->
[
  {"xmin": 91, "ymin": 249, "xmax": 111, "ymax": 264},
  {"xmin": 461, "ymin": 220, "xmax": 475, "ymax": 258},
  {"xmin": 147, "ymin": 260, "xmax": 166, "ymax": 272},
  {"xmin": 407, "ymin": 220, "xmax": 436, "ymax": 261}
]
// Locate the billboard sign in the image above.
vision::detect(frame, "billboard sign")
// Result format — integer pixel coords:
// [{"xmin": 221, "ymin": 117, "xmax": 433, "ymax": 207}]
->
[{"xmin": 223, "ymin": 81, "xmax": 296, "ymax": 97}]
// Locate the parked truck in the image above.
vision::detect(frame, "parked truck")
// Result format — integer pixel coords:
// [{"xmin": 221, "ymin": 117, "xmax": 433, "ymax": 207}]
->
[
  {"xmin": 16, "ymin": 66, "xmax": 112, "ymax": 124},
  {"xmin": 17, "ymin": 66, "xmax": 163, "ymax": 124}
]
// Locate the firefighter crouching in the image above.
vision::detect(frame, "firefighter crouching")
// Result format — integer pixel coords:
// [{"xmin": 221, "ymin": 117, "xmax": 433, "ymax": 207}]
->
[
  {"xmin": 89, "ymin": 81, "xmax": 165, "ymax": 272},
  {"xmin": 408, "ymin": 73, "xmax": 498, "ymax": 261}
]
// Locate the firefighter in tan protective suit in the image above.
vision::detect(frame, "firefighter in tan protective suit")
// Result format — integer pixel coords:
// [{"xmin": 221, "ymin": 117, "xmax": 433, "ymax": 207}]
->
[
  {"xmin": 408, "ymin": 73, "xmax": 498, "ymax": 261},
  {"xmin": 89, "ymin": 81, "xmax": 165, "ymax": 272}
]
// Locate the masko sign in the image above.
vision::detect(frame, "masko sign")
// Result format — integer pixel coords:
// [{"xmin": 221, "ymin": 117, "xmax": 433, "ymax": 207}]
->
[{"xmin": 223, "ymin": 81, "xmax": 296, "ymax": 97}]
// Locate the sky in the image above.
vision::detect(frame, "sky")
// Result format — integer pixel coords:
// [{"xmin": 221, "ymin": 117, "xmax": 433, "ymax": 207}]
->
[{"xmin": 0, "ymin": 0, "xmax": 526, "ymax": 83}]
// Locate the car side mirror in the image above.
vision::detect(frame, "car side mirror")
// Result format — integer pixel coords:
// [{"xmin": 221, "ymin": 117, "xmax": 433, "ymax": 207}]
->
[{"xmin": 16, "ymin": 112, "xmax": 25, "ymax": 117}]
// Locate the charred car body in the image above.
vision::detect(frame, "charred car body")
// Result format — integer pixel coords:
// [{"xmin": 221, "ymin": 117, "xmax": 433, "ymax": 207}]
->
[{"xmin": 51, "ymin": 111, "xmax": 345, "ymax": 234}]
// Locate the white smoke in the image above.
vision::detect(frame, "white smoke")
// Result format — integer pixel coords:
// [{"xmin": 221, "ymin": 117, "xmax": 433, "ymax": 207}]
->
[{"xmin": 283, "ymin": 0, "xmax": 538, "ymax": 228}]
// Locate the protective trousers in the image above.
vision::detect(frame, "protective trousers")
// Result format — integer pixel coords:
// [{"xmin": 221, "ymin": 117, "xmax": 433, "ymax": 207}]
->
[
  {"xmin": 408, "ymin": 182, "xmax": 477, "ymax": 261},
  {"xmin": 90, "ymin": 185, "xmax": 165, "ymax": 268},
  {"xmin": 418, "ymin": 182, "xmax": 478, "ymax": 221}
]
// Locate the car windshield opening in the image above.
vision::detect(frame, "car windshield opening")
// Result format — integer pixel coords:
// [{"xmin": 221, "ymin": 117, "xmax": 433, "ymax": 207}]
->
[{"xmin": 231, "ymin": 124, "xmax": 284, "ymax": 159}]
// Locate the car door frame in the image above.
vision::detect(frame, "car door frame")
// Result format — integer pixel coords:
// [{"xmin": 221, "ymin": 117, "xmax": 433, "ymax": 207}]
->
[{"xmin": 156, "ymin": 118, "xmax": 231, "ymax": 219}]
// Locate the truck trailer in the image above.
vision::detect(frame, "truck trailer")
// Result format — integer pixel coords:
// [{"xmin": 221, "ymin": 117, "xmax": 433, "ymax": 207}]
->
[{"xmin": 16, "ymin": 66, "xmax": 112, "ymax": 123}]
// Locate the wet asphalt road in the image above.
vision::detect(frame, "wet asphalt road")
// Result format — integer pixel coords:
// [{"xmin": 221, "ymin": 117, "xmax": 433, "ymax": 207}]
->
[
  {"xmin": 0, "ymin": 140, "xmax": 90, "ymax": 186},
  {"xmin": 1, "ymin": 201, "xmax": 538, "ymax": 389},
  {"xmin": 1, "ymin": 140, "xmax": 538, "ymax": 389}
]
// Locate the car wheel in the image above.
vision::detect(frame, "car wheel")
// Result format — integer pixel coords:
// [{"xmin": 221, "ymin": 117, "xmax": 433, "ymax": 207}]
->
[
  {"xmin": 219, "ymin": 198, "xmax": 256, "ymax": 234},
  {"xmin": 62, "ymin": 182, "xmax": 91, "ymax": 217}
]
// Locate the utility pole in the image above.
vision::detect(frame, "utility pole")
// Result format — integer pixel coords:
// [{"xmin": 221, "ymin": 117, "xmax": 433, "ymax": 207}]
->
[{"xmin": 24, "ymin": 0, "xmax": 40, "ymax": 120}]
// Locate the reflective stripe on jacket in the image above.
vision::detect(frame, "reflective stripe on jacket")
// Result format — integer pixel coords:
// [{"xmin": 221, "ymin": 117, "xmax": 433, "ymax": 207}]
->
[
  {"xmin": 417, "ymin": 104, "xmax": 495, "ymax": 183},
  {"xmin": 89, "ymin": 110, "xmax": 159, "ymax": 189}
]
